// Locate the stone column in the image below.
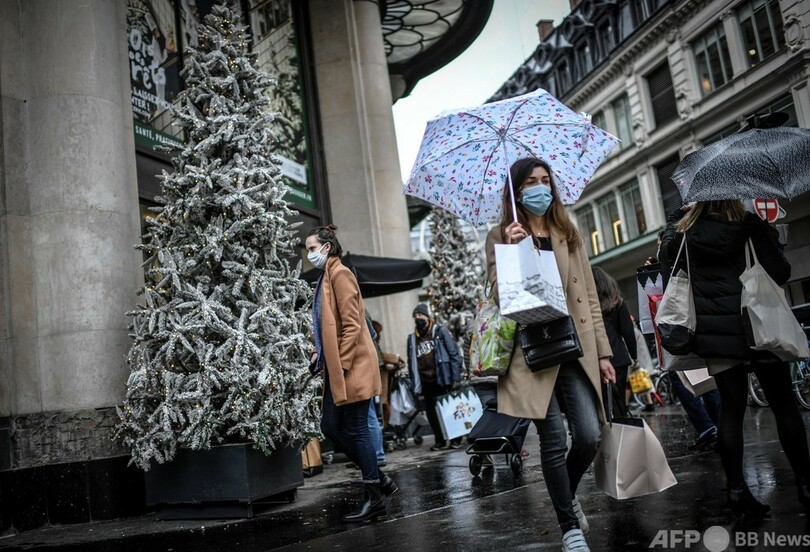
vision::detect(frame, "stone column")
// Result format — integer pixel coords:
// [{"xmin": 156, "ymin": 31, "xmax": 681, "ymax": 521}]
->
[
  {"xmin": 308, "ymin": 0, "xmax": 417, "ymax": 356},
  {"xmin": 0, "ymin": 0, "xmax": 141, "ymax": 441}
]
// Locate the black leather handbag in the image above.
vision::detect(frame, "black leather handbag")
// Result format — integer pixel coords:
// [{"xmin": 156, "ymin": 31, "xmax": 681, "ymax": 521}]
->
[{"xmin": 518, "ymin": 316, "xmax": 583, "ymax": 372}]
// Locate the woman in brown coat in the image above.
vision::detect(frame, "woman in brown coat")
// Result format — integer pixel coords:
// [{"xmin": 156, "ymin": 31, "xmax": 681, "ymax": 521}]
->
[
  {"xmin": 306, "ymin": 225, "xmax": 397, "ymax": 522},
  {"xmin": 485, "ymin": 159, "xmax": 614, "ymax": 552}
]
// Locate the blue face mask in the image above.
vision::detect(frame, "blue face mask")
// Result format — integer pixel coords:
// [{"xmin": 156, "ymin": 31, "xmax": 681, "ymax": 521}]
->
[{"xmin": 521, "ymin": 185, "xmax": 553, "ymax": 216}]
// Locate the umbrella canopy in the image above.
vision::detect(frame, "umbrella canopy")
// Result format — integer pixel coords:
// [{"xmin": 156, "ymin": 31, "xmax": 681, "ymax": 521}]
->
[
  {"xmin": 404, "ymin": 88, "xmax": 619, "ymax": 226},
  {"xmin": 673, "ymin": 127, "xmax": 810, "ymax": 202},
  {"xmin": 301, "ymin": 253, "xmax": 432, "ymax": 298}
]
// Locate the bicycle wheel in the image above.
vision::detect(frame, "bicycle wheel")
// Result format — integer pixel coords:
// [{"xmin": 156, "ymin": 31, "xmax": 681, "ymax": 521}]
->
[
  {"xmin": 792, "ymin": 361, "xmax": 810, "ymax": 410},
  {"xmin": 748, "ymin": 373, "xmax": 769, "ymax": 407},
  {"xmin": 655, "ymin": 373, "xmax": 679, "ymax": 406}
]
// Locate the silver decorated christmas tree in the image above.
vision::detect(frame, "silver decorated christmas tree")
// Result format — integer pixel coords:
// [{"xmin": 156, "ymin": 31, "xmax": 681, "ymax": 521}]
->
[
  {"xmin": 426, "ymin": 206, "xmax": 485, "ymax": 339},
  {"xmin": 117, "ymin": 3, "xmax": 319, "ymax": 470}
]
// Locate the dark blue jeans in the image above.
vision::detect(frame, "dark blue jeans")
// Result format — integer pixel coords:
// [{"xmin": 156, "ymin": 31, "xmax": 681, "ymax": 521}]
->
[
  {"xmin": 533, "ymin": 362, "xmax": 602, "ymax": 532},
  {"xmin": 321, "ymin": 378, "xmax": 380, "ymax": 484},
  {"xmin": 668, "ymin": 372, "xmax": 721, "ymax": 437}
]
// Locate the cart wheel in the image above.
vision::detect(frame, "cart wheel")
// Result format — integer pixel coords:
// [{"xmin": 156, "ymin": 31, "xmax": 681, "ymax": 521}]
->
[
  {"xmin": 510, "ymin": 454, "xmax": 523, "ymax": 475},
  {"xmin": 283, "ymin": 489, "xmax": 297, "ymax": 503},
  {"xmin": 469, "ymin": 455, "xmax": 483, "ymax": 476},
  {"xmin": 385, "ymin": 441, "xmax": 395, "ymax": 453},
  {"xmin": 413, "ymin": 435, "xmax": 423, "ymax": 445},
  {"xmin": 395, "ymin": 437, "xmax": 406, "ymax": 450}
]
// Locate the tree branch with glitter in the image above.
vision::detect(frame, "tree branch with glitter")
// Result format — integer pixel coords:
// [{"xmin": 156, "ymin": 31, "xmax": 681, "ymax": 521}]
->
[
  {"xmin": 426, "ymin": 206, "xmax": 485, "ymax": 339},
  {"xmin": 116, "ymin": 3, "xmax": 319, "ymax": 470}
]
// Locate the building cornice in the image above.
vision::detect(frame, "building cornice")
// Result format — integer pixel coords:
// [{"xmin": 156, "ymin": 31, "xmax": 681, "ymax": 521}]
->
[{"xmin": 566, "ymin": 0, "xmax": 709, "ymax": 108}]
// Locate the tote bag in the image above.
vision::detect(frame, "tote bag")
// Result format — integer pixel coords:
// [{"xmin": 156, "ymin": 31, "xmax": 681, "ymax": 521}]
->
[
  {"xmin": 740, "ymin": 239, "xmax": 810, "ymax": 361},
  {"xmin": 594, "ymin": 387, "xmax": 677, "ymax": 499},
  {"xmin": 655, "ymin": 237, "xmax": 696, "ymax": 355},
  {"xmin": 469, "ymin": 292, "xmax": 517, "ymax": 377}
]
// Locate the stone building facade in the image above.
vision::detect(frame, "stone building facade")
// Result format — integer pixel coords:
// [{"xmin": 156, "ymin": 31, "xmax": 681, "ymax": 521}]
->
[{"xmin": 493, "ymin": 0, "xmax": 810, "ymax": 314}]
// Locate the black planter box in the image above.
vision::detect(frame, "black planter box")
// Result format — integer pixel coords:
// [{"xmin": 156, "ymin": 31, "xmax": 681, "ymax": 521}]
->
[{"xmin": 145, "ymin": 443, "xmax": 303, "ymax": 519}]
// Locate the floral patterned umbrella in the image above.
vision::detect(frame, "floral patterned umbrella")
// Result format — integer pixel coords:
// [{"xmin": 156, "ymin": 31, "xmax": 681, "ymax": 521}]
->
[{"xmin": 404, "ymin": 89, "xmax": 619, "ymax": 227}]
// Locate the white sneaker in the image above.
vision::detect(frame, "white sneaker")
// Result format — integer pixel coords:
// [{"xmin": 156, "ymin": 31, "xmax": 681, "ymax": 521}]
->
[
  {"xmin": 562, "ymin": 528, "xmax": 590, "ymax": 552},
  {"xmin": 571, "ymin": 496, "xmax": 589, "ymax": 534}
]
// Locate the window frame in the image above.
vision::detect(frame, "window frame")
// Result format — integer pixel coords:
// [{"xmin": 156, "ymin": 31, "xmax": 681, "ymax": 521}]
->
[
  {"xmin": 737, "ymin": 0, "xmax": 786, "ymax": 68},
  {"xmin": 692, "ymin": 23, "xmax": 734, "ymax": 96}
]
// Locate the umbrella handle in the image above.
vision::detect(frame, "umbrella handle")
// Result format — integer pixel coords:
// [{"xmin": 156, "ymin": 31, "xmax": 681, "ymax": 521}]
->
[{"xmin": 503, "ymin": 141, "xmax": 519, "ymax": 225}]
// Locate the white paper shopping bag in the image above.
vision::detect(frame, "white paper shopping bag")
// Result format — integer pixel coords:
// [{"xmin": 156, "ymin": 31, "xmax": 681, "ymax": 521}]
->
[
  {"xmin": 594, "ymin": 417, "xmax": 678, "ymax": 499},
  {"xmin": 636, "ymin": 264, "xmax": 664, "ymax": 335},
  {"xmin": 435, "ymin": 389, "xmax": 484, "ymax": 441},
  {"xmin": 677, "ymin": 368, "xmax": 717, "ymax": 396},
  {"xmin": 495, "ymin": 236, "xmax": 568, "ymax": 325}
]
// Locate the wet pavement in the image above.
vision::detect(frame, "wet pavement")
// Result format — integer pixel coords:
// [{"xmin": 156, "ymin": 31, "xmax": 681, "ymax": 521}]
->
[{"xmin": 1, "ymin": 405, "xmax": 808, "ymax": 551}]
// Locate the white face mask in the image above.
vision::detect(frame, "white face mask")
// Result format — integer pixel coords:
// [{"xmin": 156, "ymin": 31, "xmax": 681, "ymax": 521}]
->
[{"xmin": 307, "ymin": 243, "xmax": 329, "ymax": 269}]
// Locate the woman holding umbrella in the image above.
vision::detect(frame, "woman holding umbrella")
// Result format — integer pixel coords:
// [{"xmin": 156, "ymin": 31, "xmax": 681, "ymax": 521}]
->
[
  {"xmin": 485, "ymin": 158, "xmax": 615, "ymax": 552},
  {"xmin": 659, "ymin": 201, "xmax": 810, "ymax": 516},
  {"xmin": 305, "ymin": 225, "xmax": 398, "ymax": 522}
]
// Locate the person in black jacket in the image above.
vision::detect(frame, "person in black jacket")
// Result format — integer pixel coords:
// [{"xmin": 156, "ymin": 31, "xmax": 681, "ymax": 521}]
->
[
  {"xmin": 592, "ymin": 267, "xmax": 638, "ymax": 410},
  {"xmin": 406, "ymin": 303, "xmax": 463, "ymax": 451},
  {"xmin": 660, "ymin": 200, "xmax": 810, "ymax": 517}
]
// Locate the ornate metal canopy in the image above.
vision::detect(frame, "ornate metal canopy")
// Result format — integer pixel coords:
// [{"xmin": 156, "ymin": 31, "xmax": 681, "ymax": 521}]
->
[{"xmin": 381, "ymin": 0, "xmax": 494, "ymax": 100}]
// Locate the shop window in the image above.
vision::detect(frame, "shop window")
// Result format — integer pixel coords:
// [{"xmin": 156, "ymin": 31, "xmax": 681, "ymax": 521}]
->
[
  {"xmin": 693, "ymin": 24, "xmax": 734, "ymax": 95},
  {"xmin": 612, "ymin": 94, "xmax": 633, "ymax": 148},
  {"xmin": 577, "ymin": 205, "xmax": 600, "ymax": 257},
  {"xmin": 598, "ymin": 194, "xmax": 622, "ymax": 249},
  {"xmin": 738, "ymin": 0, "xmax": 785, "ymax": 67},
  {"xmin": 646, "ymin": 62, "xmax": 678, "ymax": 127},
  {"xmin": 620, "ymin": 180, "xmax": 647, "ymax": 240}
]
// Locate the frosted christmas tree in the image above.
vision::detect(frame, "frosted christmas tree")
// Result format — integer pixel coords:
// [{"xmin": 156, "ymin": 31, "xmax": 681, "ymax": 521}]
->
[
  {"xmin": 117, "ymin": 3, "xmax": 319, "ymax": 470},
  {"xmin": 426, "ymin": 206, "xmax": 485, "ymax": 339}
]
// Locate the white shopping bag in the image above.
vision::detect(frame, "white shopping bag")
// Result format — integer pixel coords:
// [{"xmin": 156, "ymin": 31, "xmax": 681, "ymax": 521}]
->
[
  {"xmin": 435, "ymin": 389, "xmax": 484, "ymax": 441},
  {"xmin": 636, "ymin": 264, "xmax": 664, "ymax": 335},
  {"xmin": 740, "ymin": 240, "xmax": 810, "ymax": 361},
  {"xmin": 594, "ymin": 416, "xmax": 678, "ymax": 499},
  {"xmin": 677, "ymin": 368, "xmax": 717, "ymax": 396},
  {"xmin": 495, "ymin": 236, "xmax": 568, "ymax": 325}
]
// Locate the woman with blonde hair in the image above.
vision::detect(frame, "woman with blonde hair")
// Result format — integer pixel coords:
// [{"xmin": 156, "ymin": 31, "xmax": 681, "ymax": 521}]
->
[
  {"xmin": 485, "ymin": 158, "xmax": 615, "ymax": 552},
  {"xmin": 660, "ymin": 200, "xmax": 810, "ymax": 516}
]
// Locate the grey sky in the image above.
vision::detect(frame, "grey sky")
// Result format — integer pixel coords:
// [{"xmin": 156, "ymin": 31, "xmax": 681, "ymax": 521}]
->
[{"xmin": 393, "ymin": 0, "xmax": 571, "ymax": 182}]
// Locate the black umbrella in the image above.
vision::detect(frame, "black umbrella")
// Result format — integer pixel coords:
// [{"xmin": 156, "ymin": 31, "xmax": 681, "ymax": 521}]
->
[
  {"xmin": 301, "ymin": 253, "xmax": 432, "ymax": 298},
  {"xmin": 673, "ymin": 127, "xmax": 810, "ymax": 202}
]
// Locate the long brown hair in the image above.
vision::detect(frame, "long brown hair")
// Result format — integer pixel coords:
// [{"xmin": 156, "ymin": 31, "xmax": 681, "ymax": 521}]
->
[
  {"xmin": 676, "ymin": 200, "xmax": 747, "ymax": 233},
  {"xmin": 592, "ymin": 266, "xmax": 622, "ymax": 313},
  {"xmin": 498, "ymin": 158, "xmax": 582, "ymax": 249}
]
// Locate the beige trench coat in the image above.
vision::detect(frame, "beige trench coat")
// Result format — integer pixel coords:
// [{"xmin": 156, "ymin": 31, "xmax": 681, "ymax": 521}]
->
[
  {"xmin": 485, "ymin": 226, "xmax": 612, "ymax": 422},
  {"xmin": 318, "ymin": 256, "xmax": 381, "ymax": 405}
]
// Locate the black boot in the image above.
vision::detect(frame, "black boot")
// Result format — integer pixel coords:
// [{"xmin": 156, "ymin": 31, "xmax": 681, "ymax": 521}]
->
[
  {"xmin": 380, "ymin": 470, "xmax": 399, "ymax": 496},
  {"xmin": 798, "ymin": 478, "xmax": 810, "ymax": 510},
  {"xmin": 341, "ymin": 483, "xmax": 387, "ymax": 522},
  {"xmin": 727, "ymin": 484, "xmax": 771, "ymax": 517}
]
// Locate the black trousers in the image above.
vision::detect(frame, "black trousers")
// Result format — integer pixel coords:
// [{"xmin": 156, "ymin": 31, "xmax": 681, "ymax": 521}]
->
[{"xmin": 714, "ymin": 362, "xmax": 810, "ymax": 488}]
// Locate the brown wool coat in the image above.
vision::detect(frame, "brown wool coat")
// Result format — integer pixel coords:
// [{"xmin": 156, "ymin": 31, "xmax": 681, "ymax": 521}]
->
[
  {"xmin": 318, "ymin": 256, "xmax": 381, "ymax": 406},
  {"xmin": 485, "ymin": 226, "xmax": 612, "ymax": 422}
]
